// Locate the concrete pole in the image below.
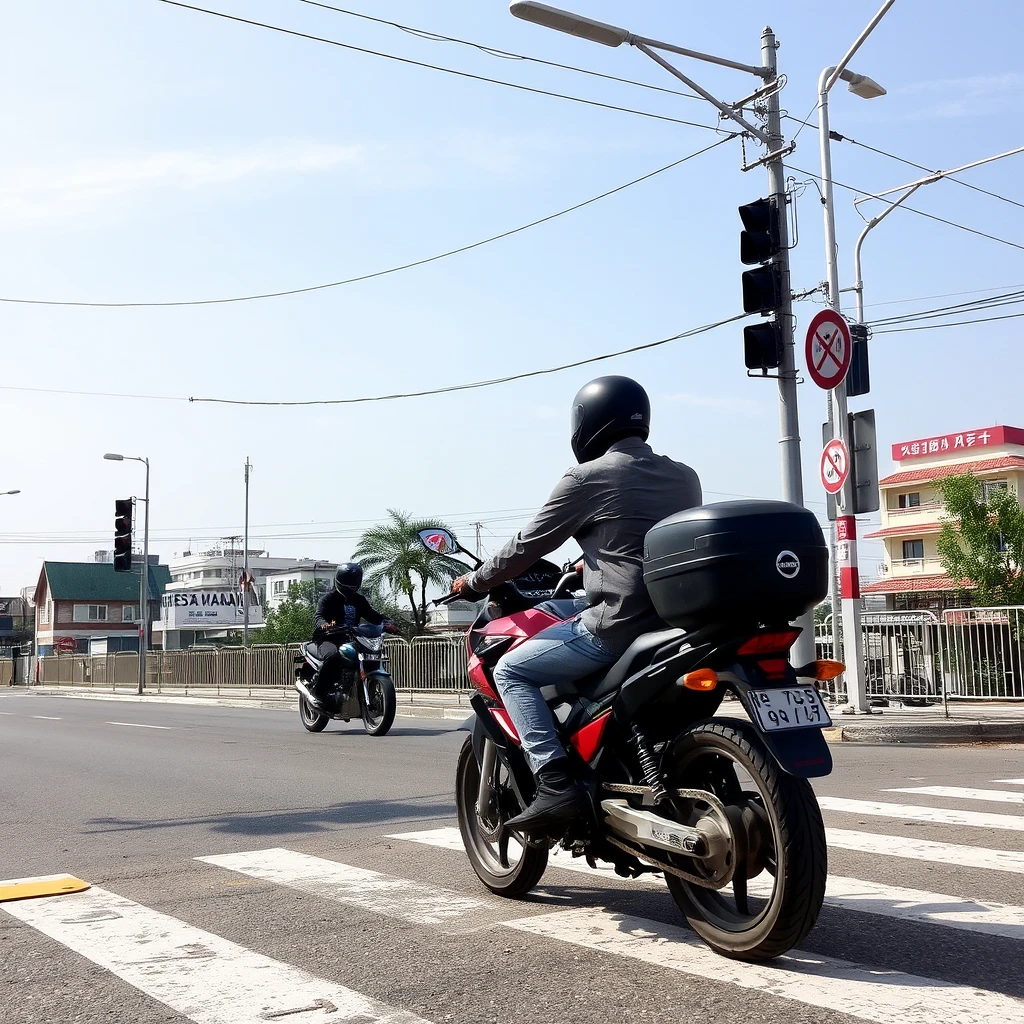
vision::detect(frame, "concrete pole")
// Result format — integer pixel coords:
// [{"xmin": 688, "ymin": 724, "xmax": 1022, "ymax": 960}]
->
[
  {"xmin": 243, "ymin": 457, "xmax": 251, "ymax": 647},
  {"xmin": 762, "ymin": 26, "xmax": 814, "ymax": 669},
  {"xmin": 818, "ymin": 68, "xmax": 868, "ymax": 713},
  {"xmin": 139, "ymin": 459, "xmax": 150, "ymax": 696}
]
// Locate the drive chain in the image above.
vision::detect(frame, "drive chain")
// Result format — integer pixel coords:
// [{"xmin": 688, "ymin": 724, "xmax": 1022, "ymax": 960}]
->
[{"xmin": 601, "ymin": 782, "xmax": 735, "ymax": 890}]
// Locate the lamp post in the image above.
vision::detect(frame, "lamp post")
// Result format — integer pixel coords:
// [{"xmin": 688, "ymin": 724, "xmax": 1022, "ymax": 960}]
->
[
  {"xmin": 817, "ymin": 0, "xmax": 895, "ymax": 713},
  {"xmin": 104, "ymin": 453, "xmax": 150, "ymax": 695},
  {"xmin": 511, "ymin": 2, "xmax": 814, "ymax": 665}
]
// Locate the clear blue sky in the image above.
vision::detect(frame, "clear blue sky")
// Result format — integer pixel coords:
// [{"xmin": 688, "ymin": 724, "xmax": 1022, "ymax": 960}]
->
[{"xmin": 1, "ymin": 0, "xmax": 1022, "ymax": 592}]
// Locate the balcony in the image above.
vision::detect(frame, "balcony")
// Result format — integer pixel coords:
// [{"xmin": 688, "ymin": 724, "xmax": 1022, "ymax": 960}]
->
[{"xmin": 883, "ymin": 557, "xmax": 946, "ymax": 576}]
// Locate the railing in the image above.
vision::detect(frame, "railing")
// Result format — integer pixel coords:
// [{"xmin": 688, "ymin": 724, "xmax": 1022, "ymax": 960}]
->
[
  {"xmin": 36, "ymin": 635, "xmax": 472, "ymax": 696},
  {"xmin": 941, "ymin": 606, "xmax": 1024, "ymax": 700}
]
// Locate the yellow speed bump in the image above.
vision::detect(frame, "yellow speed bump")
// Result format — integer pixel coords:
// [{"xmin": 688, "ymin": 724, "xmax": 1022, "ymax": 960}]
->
[{"xmin": 0, "ymin": 874, "xmax": 90, "ymax": 903}]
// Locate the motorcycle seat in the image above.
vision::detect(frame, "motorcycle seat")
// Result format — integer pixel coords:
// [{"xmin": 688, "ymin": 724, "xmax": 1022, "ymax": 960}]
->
[
  {"xmin": 538, "ymin": 627, "xmax": 686, "ymax": 704},
  {"xmin": 304, "ymin": 642, "xmax": 322, "ymax": 665}
]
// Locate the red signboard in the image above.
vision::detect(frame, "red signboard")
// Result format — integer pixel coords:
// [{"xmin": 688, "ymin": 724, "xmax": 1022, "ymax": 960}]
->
[{"xmin": 891, "ymin": 425, "xmax": 1024, "ymax": 462}]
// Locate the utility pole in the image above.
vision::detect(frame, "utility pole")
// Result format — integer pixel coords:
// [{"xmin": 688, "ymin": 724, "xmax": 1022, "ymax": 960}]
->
[
  {"xmin": 761, "ymin": 26, "xmax": 813, "ymax": 669},
  {"xmin": 243, "ymin": 457, "xmax": 252, "ymax": 647},
  {"xmin": 474, "ymin": 522, "xmax": 483, "ymax": 559}
]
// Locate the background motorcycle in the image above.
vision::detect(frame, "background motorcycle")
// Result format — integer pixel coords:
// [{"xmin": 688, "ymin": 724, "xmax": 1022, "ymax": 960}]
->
[
  {"xmin": 418, "ymin": 502, "xmax": 842, "ymax": 962},
  {"xmin": 294, "ymin": 622, "xmax": 397, "ymax": 736}
]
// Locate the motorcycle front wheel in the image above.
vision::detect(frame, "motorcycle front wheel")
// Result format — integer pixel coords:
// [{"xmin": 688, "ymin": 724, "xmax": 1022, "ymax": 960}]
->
[
  {"xmin": 361, "ymin": 674, "xmax": 396, "ymax": 736},
  {"xmin": 663, "ymin": 720, "xmax": 827, "ymax": 961},
  {"xmin": 456, "ymin": 735, "xmax": 547, "ymax": 897}
]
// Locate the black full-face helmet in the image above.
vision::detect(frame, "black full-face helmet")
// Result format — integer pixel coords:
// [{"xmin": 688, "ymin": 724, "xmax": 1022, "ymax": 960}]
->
[
  {"xmin": 334, "ymin": 562, "xmax": 363, "ymax": 595},
  {"xmin": 570, "ymin": 376, "xmax": 651, "ymax": 464}
]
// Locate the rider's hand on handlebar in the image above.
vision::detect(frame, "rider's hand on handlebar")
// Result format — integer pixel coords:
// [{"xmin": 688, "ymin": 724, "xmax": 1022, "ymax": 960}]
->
[
  {"xmin": 451, "ymin": 574, "xmax": 472, "ymax": 595},
  {"xmin": 574, "ymin": 559, "xmax": 584, "ymax": 575}
]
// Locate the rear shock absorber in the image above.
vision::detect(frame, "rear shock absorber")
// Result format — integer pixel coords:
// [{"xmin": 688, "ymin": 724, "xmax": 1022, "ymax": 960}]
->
[{"xmin": 631, "ymin": 724, "xmax": 668, "ymax": 804}]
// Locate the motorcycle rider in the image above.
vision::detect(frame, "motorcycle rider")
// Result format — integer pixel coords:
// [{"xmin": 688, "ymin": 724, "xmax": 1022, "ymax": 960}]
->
[
  {"xmin": 451, "ymin": 376, "xmax": 702, "ymax": 834},
  {"xmin": 309, "ymin": 563, "xmax": 385, "ymax": 705}
]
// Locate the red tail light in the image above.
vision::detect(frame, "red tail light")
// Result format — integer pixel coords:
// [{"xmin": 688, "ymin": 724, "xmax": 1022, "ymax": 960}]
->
[{"xmin": 738, "ymin": 628, "xmax": 802, "ymax": 656}]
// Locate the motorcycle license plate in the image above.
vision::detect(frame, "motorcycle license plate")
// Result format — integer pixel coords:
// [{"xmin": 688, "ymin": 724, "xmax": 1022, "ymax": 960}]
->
[{"xmin": 748, "ymin": 686, "xmax": 832, "ymax": 732}]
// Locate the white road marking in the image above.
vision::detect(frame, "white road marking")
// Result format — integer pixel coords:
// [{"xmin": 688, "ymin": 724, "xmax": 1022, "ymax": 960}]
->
[
  {"xmin": 827, "ymin": 827, "xmax": 1024, "ymax": 874},
  {"xmin": 105, "ymin": 721, "xmax": 171, "ymax": 730},
  {"xmin": 887, "ymin": 786, "xmax": 1024, "ymax": 805},
  {"xmin": 996, "ymin": 779, "xmax": 1024, "ymax": 786},
  {"xmin": 389, "ymin": 827, "xmax": 1024, "ymax": 938},
  {"xmin": 198, "ymin": 848, "xmax": 488, "ymax": 925},
  {"xmin": 2, "ymin": 886, "xmax": 431, "ymax": 1023},
  {"xmin": 31, "ymin": 715, "xmax": 61, "ymax": 720},
  {"xmin": 818, "ymin": 796, "xmax": 1024, "ymax": 831},
  {"xmin": 0, "ymin": 711, "xmax": 15, "ymax": 715},
  {"xmin": 507, "ymin": 907, "xmax": 1024, "ymax": 1024}
]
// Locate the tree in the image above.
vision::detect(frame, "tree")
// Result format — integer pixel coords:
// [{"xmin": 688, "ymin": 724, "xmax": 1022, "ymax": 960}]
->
[
  {"xmin": 254, "ymin": 580, "xmax": 326, "ymax": 645},
  {"xmin": 933, "ymin": 473, "xmax": 1024, "ymax": 606},
  {"xmin": 353, "ymin": 509, "xmax": 467, "ymax": 633}
]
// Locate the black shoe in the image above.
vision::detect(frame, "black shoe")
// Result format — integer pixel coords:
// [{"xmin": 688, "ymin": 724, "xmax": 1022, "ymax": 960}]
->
[{"xmin": 506, "ymin": 759, "xmax": 587, "ymax": 835}]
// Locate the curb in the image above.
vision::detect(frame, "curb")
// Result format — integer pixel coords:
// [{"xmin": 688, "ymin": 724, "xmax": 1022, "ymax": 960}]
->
[{"xmin": 823, "ymin": 722, "xmax": 1024, "ymax": 744}]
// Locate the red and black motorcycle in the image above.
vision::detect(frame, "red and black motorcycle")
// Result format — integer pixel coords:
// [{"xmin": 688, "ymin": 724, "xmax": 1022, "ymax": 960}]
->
[{"xmin": 419, "ymin": 499, "xmax": 843, "ymax": 961}]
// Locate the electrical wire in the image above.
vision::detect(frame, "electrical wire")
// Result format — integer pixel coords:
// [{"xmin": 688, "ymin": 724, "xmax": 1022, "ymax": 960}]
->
[
  {"xmin": 292, "ymin": 0, "xmax": 702, "ymax": 103},
  {"xmin": 869, "ymin": 288, "xmax": 1024, "ymax": 327},
  {"xmin": 786, "ymin": 162, "xmax": 1024, "ymax": 253},
  {"xmin": 784, "ymin": 115, "xmax": 1024, "ymax": 212},
  {"xmin": 187, "ymin": 312, "xmax": 749, "ymax": 407},
  {"xmin": 871, "ymin": 309, "xmax": 1024, "ymax": 334},
  {"xmin": 156, "ymin": 1, "xmax": 720, "ymax": 133},
  {"xmin": 0, "ymin": 137, "xmax": 735, "ymax": 308}
]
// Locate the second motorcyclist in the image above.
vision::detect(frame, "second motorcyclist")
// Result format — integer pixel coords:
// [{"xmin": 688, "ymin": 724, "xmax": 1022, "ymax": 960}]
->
[{"xmin": 310, "ymin": 563, "xmax": 385, "ymax": 705}]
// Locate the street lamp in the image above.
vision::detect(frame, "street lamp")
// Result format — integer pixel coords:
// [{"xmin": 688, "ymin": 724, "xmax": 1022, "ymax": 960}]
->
[
  {"xmin": 817, "ymin": 0, "xmax": 895, "ymax": 714},
  {"xmin": 512, "ymin": 2, "xmax": 815, "ymax": 665},
  {"xmin": 104, "ymin": 452, "xmax": 150, "ymax": 695},
  {"xmin": 0, "ymin": 490, "xmax": 20, "ymax": 496}
]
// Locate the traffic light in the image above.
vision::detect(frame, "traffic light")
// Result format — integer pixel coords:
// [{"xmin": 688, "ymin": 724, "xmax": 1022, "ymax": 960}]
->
[
  {"xmin": 740, "ymin": 197, "xmax": 784, "ymax": 371},
  {"xmin": 114, "ymin": 498, "xmax": 133, "ymax": 573},
  {"xmin": 846, "ymin": 323, "xmax": 871, "ymax": 397},
  {"xmin": 739, "ymin": 198, "xmax": 781, "ymax": 265}
]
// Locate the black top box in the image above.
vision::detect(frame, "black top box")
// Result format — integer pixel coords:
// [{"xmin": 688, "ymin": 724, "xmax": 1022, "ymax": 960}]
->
[{"xmin": 643, "ymin": 500, "xmax": 828, "ymax": 631}]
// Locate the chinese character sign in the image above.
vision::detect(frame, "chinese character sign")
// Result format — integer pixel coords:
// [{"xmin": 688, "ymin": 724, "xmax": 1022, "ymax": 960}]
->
[{"xmin": 892, "ymin": 426, "xmax": 1024, "ymax": 462}]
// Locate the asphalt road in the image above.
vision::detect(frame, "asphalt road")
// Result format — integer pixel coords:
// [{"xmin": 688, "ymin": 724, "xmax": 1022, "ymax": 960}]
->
[{"xmin": 2, "ymin": 688, "xmax": 1023, "ymax": 1024}]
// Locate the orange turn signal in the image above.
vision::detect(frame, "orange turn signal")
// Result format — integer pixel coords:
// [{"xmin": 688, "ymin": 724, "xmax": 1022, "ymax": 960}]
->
[
  {"xmin": 808, "ymin": 659, "xmax": 845, "ymax": 681},
  {"xmin": 682, "ymin": 668, "xmax": 719, "ymax": 691}
]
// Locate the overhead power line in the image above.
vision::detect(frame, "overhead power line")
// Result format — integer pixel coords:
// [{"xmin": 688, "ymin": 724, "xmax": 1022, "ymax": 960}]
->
[
  {"xmin": 787, "ymin": 163, "xmax": 1024, "ymax": 253},
  {"xmin": 187, "ymin": 312, "xmax": 749, "ymax": 407},
  {"xmin": 867, "ymin": 287, "xmax": 1024, "ymax": 334},
  {"xmin": 293, "ymin": 0, "xmax": 701, "ymax": 102},
  {"xmin": 871, "ymin": 310, "xmax": 1024, "ymax": 334},
  {"xmin": 156, "ymin": 1, "xmax": 720, "ymax": 132},
  {"xmin": 0, "ymin": 138, "xmax": 735, "ymax": 308}
]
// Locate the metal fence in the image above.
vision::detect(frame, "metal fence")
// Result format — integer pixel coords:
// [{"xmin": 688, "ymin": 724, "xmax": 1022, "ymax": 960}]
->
[
  {"xmin": 34, "ymin": 634, "xmax": 471, "ymax": 696},
  {"xmin": 816, "ymin": 605, "xmax": 1024, "ymax": 705}
]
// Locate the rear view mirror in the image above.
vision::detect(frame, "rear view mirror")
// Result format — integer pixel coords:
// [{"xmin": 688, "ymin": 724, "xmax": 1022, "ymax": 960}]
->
[{"xmin": 418, "ymin": 528, "xmax": 459, "ymax": 555}]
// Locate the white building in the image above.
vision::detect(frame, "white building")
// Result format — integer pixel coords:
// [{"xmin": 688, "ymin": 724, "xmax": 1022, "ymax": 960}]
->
[
  {"xmin": 159, "ymin": 542, "xmax": 334, "ymax": 649},
  {"xmin": 264, "ymin": 562, "xmax": 338, "ymax": 611}
]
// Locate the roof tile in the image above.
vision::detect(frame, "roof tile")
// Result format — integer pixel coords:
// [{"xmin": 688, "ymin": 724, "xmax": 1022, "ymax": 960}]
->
[{"xmin": 880, "ymin": 456, "xmax": 1024, "ymax": 487}]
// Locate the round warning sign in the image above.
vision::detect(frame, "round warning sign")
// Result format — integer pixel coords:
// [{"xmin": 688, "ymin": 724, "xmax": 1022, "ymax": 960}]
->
[
  {"xmin": 805, "ymin": 310, "xmax": 852, "ymax": 390},
  {"xmin": 820, "ymin": 438, "xmax": 850, "ymax": 495}
]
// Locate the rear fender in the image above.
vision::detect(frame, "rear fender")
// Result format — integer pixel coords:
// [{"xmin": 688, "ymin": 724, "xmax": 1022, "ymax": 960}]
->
[{"xmin": 720, "ymin": 666, "xmax": 833, "ymax": 778}]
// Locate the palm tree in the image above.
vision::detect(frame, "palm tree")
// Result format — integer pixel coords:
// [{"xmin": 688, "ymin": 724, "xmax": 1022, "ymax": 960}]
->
[{"xmin": 353, "ymin": 509, "xmax": 469, "ymax": 633}]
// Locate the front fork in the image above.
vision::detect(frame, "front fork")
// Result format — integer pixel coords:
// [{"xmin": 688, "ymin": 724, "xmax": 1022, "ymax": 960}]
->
[{"xmin": 476, "ymin": 738, "xmax": 498, "ymax": 820}]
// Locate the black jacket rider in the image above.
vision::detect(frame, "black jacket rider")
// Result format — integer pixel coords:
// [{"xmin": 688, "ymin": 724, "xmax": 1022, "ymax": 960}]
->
[{"xmin": 313, "ymin": 590, "xmax": 384, "ymax": 641}]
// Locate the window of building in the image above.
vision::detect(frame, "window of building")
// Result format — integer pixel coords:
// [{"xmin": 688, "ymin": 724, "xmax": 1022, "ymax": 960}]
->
[
  {"xmin": 73, "ymin": 604, "xmax": 108, "ymax": 622},
  {"xmin": 272, "ymin": 580, "xmax": 286, "ymax": 595},
  {"xmin": 122, "ymin": 604, "xmax": 139, "ymax": 623},
  {"xmin": 982, "ymin": 479, "xmax": 1008, "ymax": 501},
  {"xmin": 898, "ymin": 492, "xmax": 921, "ymax": 509},
  {"xmin": 40, "ymin": 601, "xmax": 50, "ymax": 624},
  {"xmin": 902, "ymin": 539, "xmax": 925, "ymax": 561}
]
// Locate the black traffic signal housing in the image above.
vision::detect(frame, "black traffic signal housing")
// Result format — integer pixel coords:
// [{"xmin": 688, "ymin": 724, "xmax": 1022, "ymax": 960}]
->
[
  {"xmin": 846, "ymin": 323, "xmax": 871, "ymax": 397},
  {"xmin": 739, "ymin": 198, "xmax": 782, "ymax": 265},
  {"xmin": 744, "ymin": 322, "xmax": 782, "ymax": 370},
  {"xmin": 113, "ymin": 498, "xmax": 133, "ymax": 573},
  {"xmin": 739, "ymin": 198, "xmax": 785, "ymax": 373}
]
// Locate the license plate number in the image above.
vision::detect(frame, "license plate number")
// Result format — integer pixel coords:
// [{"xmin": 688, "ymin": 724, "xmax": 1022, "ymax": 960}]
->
[{"xmin": 749, "ymin": 686, "xmax": 832, "ymax": 731}]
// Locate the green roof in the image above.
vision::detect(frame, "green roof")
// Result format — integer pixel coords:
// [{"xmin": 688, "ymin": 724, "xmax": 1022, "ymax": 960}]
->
[{"xmin": 41, "ymin": 561, "xmax": 172, "ymax": 602}]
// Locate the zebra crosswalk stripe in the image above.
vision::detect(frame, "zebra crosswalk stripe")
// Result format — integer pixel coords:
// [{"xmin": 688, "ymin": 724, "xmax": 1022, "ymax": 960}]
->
[
  {"xmin": 389, "ymin": 827, "xmax": 1024, "ymax": 938},
  {"xmin": 2, "ymin": 885, "xmax": 432, "ymax": 1024},
  {"xmin": 506, "ymin": 906, "xmax": 1024, "ymax": 1024},
  {"xmin": 817, "ymin": 796, "xmax": 1024, "ymax": 831},
  {"xmin": 887, "ymin": 786, "xmax": 1024, "ymax": 805},
  {"xmin": 197, "ymin": 847, "xmax": 489, "ymax": 925}
]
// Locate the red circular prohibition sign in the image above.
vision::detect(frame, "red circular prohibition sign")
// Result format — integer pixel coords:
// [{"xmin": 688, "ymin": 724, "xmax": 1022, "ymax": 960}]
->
[{"xmin": 805, "ymin": 310, "xmax": 852, "ymax": 390}]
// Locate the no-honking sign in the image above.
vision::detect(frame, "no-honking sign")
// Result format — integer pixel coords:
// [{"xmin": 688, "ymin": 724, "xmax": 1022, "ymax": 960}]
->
[{"xmin": 806, "ymin": 310, "xmax": 852, "ymax": 390}]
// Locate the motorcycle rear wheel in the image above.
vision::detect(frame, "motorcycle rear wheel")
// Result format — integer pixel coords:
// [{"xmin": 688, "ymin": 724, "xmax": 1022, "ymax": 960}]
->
[
  {"xmin": 456, "ymin": 736, "xmax": 548, "ymax": 897},
  {"xmin": 298, "ymin": 694, "xmax": 329, "ymax": 733},
  {"xmin": 663, "ymin": 720, "xmax": 827, "ymax": 961}
]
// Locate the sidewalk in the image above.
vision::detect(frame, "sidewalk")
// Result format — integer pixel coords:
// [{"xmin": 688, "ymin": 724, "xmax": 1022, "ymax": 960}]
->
[{"xmin": 11, "ymin": 685, "xmax": 1024, "ymax": 742}]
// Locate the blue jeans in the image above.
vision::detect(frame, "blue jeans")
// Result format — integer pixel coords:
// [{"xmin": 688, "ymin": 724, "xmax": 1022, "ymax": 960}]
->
[{"xmin": 493, "ymin": 616, "xmax": 618, "ymax": 772}]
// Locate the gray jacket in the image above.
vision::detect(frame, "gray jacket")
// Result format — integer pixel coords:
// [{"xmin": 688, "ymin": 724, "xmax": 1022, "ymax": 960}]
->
[{"xmin": 468, "ymin": 437, "xmax": 702, "ymax": 654}]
